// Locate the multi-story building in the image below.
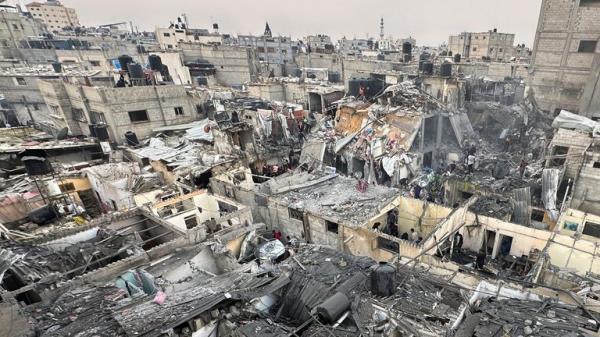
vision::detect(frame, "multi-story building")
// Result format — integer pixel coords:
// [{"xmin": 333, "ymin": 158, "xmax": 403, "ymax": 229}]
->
[
  {"xmin": 155, "ymin": 27, "xmax": 223, "ymax": 50},
  {"xmin": 0, "ymin": 65, "xmax": 112, "ymax": 131},
  {"xmin": 448, "ymin": 29, "xmax": 516, "ymax": 61},
  {"xmin": 337, "ymin": 37, "xmax": 374, "ymax": 54},
  {"xmin": 38, "ymin": 80, "xmax": 202, "ymax": 143},
  {"xmin": 0, "ymin": 6, "xmax": 46, "ymax": 48},
  {"xmin": 303, "ymin": 35, "xmax": 334, "ymax": 53},
  {"xmin": 529, "ymin": 0, "xmax": 600, "ymax": 117},
  {"xmin": 25, "ymin": 0, "xmax": 80, "ymax": 31}
]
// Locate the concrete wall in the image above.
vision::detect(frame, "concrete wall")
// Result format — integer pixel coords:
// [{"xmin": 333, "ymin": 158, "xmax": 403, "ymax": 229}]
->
[
  {"xmin": 39, "ymin": 81, "xmax": 199, "ymax": 143},
  {"xmin": 181, "ymin": 44, "xmax": 258, "ymax": 86},
  {"xmin": 530, "ymin": 0, "xmax": 600, "ymax": 114}
]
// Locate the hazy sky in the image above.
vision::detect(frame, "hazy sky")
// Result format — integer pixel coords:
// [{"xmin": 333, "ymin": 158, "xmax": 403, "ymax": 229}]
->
[{"xmin": 59, "ymin": 0, "xmax": 542, "ymax": 46}]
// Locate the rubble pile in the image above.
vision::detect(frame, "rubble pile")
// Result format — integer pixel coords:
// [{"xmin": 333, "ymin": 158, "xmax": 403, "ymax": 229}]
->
[{"xmin": 458, "ymin": 298, "xmax": 598, "ymax": 337}]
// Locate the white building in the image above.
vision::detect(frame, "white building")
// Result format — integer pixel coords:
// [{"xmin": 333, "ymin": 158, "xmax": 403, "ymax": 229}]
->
[
  {"xmin": 25, "ymin": 0, "xmax": 80, "ymax": 31},
  {"xmin": 155, "ymin": 27, "xmax": 223, "ymax": 50}
]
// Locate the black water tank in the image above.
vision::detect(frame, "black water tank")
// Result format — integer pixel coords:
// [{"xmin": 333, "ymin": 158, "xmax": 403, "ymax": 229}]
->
[
  {"xmin": 51, "ymin": 62, "xmax": 62, "ymax": 73},
  {"xmin": 28, "ymin": 204, "xmax": 58, "ymax": 225},
  {"xmin": 371, "ymin": 261, "xmax": 396, "ymax": 297},
  {"xmin": 19, "ymin": 149, "xmax": 53, "ymax": 176},
  {"xmin": 90, "ymin": 124, "xmax": 110, "ymax": 141},
  {"xmin": 328, "ymin": 72, "xmax": 341, "ymax": 83},
  {"xmin": 440, "ymin": 62, "xmax": 452, "ymax": 77},
  {"xmin": 124, "ymin": 131, "xmax": 139, "ymax": 146},
  {"xmin": 422, "ymin": 62, "xmax": 434, "ymax": 75},
  {"xmin": 454, "ymin": 53, "xmax": 462, "ymax": 63},
  {"xmin": 347, "ymin": 78, "xmax": 362, "ymax": 97},
  {"xmin": 127, "ymin": 62, "xmax": 144, "ymax": 80},
  {"xmin": 402, "ymin": 42, "xmax": 412, "ymax": 55},
  {"xmin": 196, "ymin": 76, "xmax": 208, "ymax": 86},
  {"xmin": 118, "ymin": 55, "xmax": 133, "ymax": 73},
  {"xmin": 316, "ymin": 292, "xmax": 350, "ymax": 323},
  {"xmin": 376, "ymin": 53, "xmax": 385, "ymax": 61},
  {"xmin": 161, "ymin": 64, "xmax": 171, "ymax": 79},
  {"xmin": 148, "ymin": 54, "xmax": 163, "ymax": 71}
]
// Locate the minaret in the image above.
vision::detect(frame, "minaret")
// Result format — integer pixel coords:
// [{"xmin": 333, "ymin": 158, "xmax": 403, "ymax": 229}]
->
[
  {"xmin": 264, "ymin": 22, "xmax": 272, "ymax": 37},
  {"xmin": 379, "ymin": 17, "xmax": 384, "ymax": 40}
]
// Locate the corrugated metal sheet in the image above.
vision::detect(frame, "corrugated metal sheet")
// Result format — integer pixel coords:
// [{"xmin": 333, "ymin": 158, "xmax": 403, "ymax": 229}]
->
[
  {"xmin": 512, "ymin": 187, "xmax": 531, "ymax": 226},
  {"xmin": 449, "ymin": 113, "xmax": 475, "ymax": 145},
  {"xmin": 542, "ymin": 168, "xmax": 562, "ymax": 212}
]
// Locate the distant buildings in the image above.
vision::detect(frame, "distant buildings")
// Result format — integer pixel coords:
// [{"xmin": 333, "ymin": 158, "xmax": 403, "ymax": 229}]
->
[
  {"xmin": 448, "ymin": 29, "xmax": 516, "ymax": 61},
  {"xmin": 529, "ymin": 0, "xmax": 600, "ymax": 117},
  {"xmin": 26, "ymin": 0, "xmax": 80, "ymax": 31},
  {"xmin": 155, "ymin": 16, "xmax": 224, "ymax": 50}
]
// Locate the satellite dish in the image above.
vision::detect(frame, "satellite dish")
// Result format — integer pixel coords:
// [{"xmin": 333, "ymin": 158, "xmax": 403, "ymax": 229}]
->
[{"xmin": 55, "ymin": 127, "xmax": 69, "ymax": 140}]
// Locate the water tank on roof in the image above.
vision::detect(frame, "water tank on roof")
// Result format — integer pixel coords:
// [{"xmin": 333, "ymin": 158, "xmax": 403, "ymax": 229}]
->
[
  {"xmin": 89, "ymin": 124, "xmax": 109, "ymax": 141},
  {"xmin": 124, "ymin": 131, "xmax": 139, "ymax": 146},
  {"xmin": 161, "ymin": 64, "xmax": 171, "ymax": 80},
  {"xmin": 196, "ymin": 76, "xmax": 208, "ymax": 86},
  {"xmin": 376, "ymin": 53, "xmax": 385, "ymax": 61},
  {"xmin": 118, "ymin": 55, "xmax": 133, "ymax": 72},
  {"xmin": 402, "ymin": 42, "xmax": 412, "ymax": 55},
  {"xmin": 454, "ymin": 53, "xmax": 462, "ymax": 63},
  {"xmin": 127, "ymin": 62, "xmax": 144, "ymax": 81},
  {"xmin": 316, "ymin": 292, "xmax": 351, "ymax": 323},
  {"xmin": 51, "ymin": 62, "xmax": 62, "ymax": 73},
  {"xmin": 440, "ymin": 62, "xmax": 452, "ymax": 77},
  {"xmin": 328, "ymin": 71, "xmax": 340, "ymax": 83},
  {"xmin": 422, "ymin": 62, "xmax": 434, "ymax": 75},
  {"xmin": 28, "ymin": 204, "xmax": 58, "ymax": 225},
  {"xmin": 403, "ymin": 54, "xmax": 411, "ymax": 63},
  {"xmin": 148, "ymin": 54, "xmax": 163, "ymax": 71},
  {"xmin": 19, "ymin": 149, "xmax": 53, "ymax": 176},
  {"xmin": 370, "ymin": 261, "xmax": 396, "ymax": 297}
]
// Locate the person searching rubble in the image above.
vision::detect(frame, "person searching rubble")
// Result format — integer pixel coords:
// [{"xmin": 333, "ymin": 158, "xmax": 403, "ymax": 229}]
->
[
  {"xmin": 518, "ymin": 159, "xmax": 528, "ymax": 178},
  {"xmin": 410, "ymin": 228, "xmax": 418, "ymax": 242},
  {"xmin": 467, "ymin": 153, "xmax": 476, "ymax": 174}
]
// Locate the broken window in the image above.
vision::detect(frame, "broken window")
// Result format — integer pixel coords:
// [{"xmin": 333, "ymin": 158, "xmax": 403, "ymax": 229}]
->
[
  {"xmin": 71, "ymin": 108, "xmax": 86, "ymax": 122},
  {"xmin": 15, "ymin": 77, "xmax": 26, "ymax": 85},
  {"xmin": 59, "ymin": 182, "xmax": 76, "ymax": 192},
  {"xmin": 580, "ymin": 0, "xmax": 600, "ymax": 7},
  {"xmin": 578, "ymin": 40, "xmax": 598, "ymax": 53},
  {"xmin": 90, "ymin": 111, "xmax": 106, "ymax": 124},
  {"xmin": 163, "ymin": 32, "xmax": 170, "ymax": 37},
  {"xmin": 377, "ymin": 236, "xmax": 399, "ymax": 253},
  {"xmin": 472, "ymin": 47, "xmax": 477, "ymax": 52},
  {"xmin": 90, "ymin": 60, "xmax": 101, "ymax": 67},
  {"xmin": 128, "ymin": 110, "xmax": 149, "ymax": 122},
  {"xmin": 550, "ymin": 146, "xmax": 569, "ymax": 167},
  {"xmin": 583, "ymin": 222, "xmax": 600, "ymax": 238},
  {"xmin": 326, "ymin": 220, "xmax": 339, "ymax": 234},
  {"xmin": 530, "ymin": 209, "xmax": 545, "ymax": 222},
  {"xmin": 174, "ymin": 106, "xmax": 184, "ymax": 116},
  {"xmin": 594, "ymin": 162, "xmax": 600, "ymax": 168},
  {"xmin": 289, "ymin": 208, "xmax": 303, "ymax": 221},
  {"xmin": 184, "ymin": 215, "xmax": 198, "ymax": 229}
]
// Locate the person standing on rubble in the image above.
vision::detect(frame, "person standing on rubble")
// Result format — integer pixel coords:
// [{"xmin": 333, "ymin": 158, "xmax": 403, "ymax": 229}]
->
[
  {"xmin": 467, "ymin": 153, "xmax": 476, "ymax": 174},
  {"xmin": 504, "ymin": 134, "xmax": 512, "ymax": 152},
  {"xmin": 518, "ymin": 159, "xmax": 528, "ymax": 178},
  {"xmin": 410, "ymin": 228, "xmax": 419, "ymax": 242}
]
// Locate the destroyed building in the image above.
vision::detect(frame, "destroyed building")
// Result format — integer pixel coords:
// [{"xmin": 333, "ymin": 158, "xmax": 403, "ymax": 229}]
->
[{"xmin": 529, "ymin": 0, "xmax": 600, "ymax": 116}]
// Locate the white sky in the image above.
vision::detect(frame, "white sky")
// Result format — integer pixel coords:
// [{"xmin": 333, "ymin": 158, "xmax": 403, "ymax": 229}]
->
[{"xmin": 59, "ymin": 0, "xmax": 543, "ymax": 46}]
